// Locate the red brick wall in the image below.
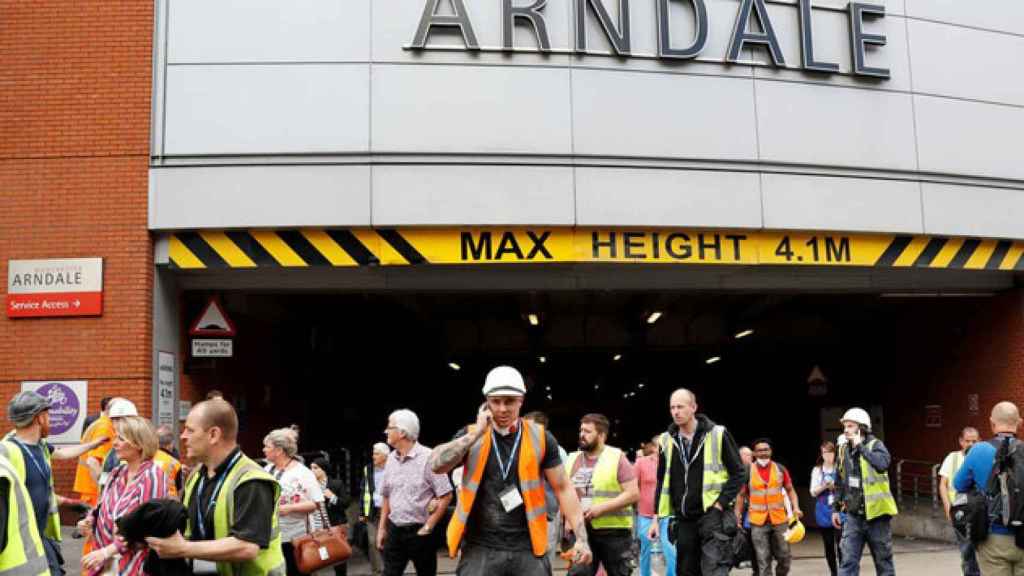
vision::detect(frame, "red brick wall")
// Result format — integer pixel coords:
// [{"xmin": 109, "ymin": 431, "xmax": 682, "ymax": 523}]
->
[
  {"xmin": 885, "ymin": 290, "xmax": 1024, "ymax": 463},
  {"xmin": 0, "ymin": 2, "xmax": 154, "ymax": 496}
]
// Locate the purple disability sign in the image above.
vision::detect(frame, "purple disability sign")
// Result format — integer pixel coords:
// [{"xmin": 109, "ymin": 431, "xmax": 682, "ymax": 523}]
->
[{"xmin": 36, "ymin": 382, "xmax": 81, "ymax": 435}]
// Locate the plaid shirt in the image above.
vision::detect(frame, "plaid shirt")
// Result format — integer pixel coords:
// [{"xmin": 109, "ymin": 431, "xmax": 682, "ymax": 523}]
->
[{"xmin": 380, "ymin": 443, "xmax": 452, "ymax": 526}]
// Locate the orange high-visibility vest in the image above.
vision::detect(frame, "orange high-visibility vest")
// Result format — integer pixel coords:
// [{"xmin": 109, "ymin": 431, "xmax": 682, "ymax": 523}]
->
[
  {"xmin": 748, "ymin": 462, "xmax": 788, "ymax": 526},
  {"xmin": 153, "ymin": 449, "xmax": 181, "ymax": 497},
  {"xmin": 446, "ymin": 419, "xmax": 548, "ymax": 558}
]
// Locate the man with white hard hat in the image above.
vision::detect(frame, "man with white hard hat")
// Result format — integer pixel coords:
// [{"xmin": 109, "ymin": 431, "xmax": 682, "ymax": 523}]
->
[
  {"xmin": 431, "ymin": 366, "xmax": 592, "ymax": 575},
  {"xmin": 831, "ymin": 408, "xmax": 898, "ymax": 576}
]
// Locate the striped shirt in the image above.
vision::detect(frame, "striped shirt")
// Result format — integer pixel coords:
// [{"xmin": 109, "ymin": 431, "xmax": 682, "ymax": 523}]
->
[{"xmin": 92, "ymin": 460, "xmax": 170, "ymax": 576}]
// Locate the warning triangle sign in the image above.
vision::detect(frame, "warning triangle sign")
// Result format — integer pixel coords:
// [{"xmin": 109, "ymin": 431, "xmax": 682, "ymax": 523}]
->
[{"xmin": 189, "ymin": 298, "xmax": 236, "ymax": 337}]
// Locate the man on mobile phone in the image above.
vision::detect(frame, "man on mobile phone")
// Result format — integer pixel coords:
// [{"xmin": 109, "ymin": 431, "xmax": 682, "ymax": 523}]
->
[
  {"xmin": 430, "ymin": 366, "xmax": 592, "ymax": 576},
  {"xmin": 832, "ymin": 408, "xmax": 898, "ymax": 576}
]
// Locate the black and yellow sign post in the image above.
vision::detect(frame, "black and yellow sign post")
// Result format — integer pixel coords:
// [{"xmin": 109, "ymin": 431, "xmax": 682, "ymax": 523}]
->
[{"xmin": 168, "ymin": 228, "xmax": 1024, "ymax": 272}]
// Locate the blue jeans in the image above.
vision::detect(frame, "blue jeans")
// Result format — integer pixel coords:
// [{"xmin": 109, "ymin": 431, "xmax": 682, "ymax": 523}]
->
[
  {"xmin": 637, "ymin": 516, "xmax": 677, "ymax": 576},
  {"xmin": 955, "ymin": 529, "xmax": 981, "ymax": 576},
  {"xmin": 839, "ymin": 514, "xmax": 895, "ymax": 576}
]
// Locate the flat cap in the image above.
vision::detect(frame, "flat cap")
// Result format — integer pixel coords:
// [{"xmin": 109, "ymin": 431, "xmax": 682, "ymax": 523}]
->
[{"xmin": 8, "ymin": 391, "xmax": 51, "ymax": 428}]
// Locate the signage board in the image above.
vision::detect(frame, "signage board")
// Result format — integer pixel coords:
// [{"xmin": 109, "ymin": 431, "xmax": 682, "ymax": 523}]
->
[
  {"xmin": 21, "ymin": 380, "xmax": 87, "ymax": 444},
  {"xmin": 192, "ymin": 339, "xmax": 233, "ymax": 358},
  {"xmin": 7, "ymin": 258, "xmax": 103, "ymax": 318},
  {"xmin": 179, "ymin": 401, "xmax": 193, "ymax": 421},
  {"xmin": 157, "ymin": 352, "xmax": 175, "ymax": 428},
  {"xmin": 189, "ymin": 298, "xmax": 236, "ymax": 337}
]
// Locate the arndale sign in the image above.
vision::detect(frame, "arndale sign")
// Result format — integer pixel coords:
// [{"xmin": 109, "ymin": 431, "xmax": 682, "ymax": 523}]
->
[{"xmin": 409, "ymin": 0, "xmax": 890, "ymax": 79}]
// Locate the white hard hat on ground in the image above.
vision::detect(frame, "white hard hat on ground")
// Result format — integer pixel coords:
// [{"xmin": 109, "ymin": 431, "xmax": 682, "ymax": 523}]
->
[
  {"xmin": 109, "ymin": 398, "xmax": 139, "ymax": 418},
  {"xmin": 840, "ymin": 407, "xmax": 871, "ymax": 429},
  {"xmin": 482, "ymin": 366, "xmax": 527, "ymax": 397}
]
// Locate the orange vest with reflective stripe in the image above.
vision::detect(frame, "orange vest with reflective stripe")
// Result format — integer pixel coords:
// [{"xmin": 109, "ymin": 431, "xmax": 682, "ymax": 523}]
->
[
  {"xmin": 748, "ymin": 462, "xmax": 787, "ymax": 526},
  {"xmin": 446, "ymin": 420, "xmax": 548, "ymax": 558},
  {"xmin": 153, "ymin": 450, "xmax": 181, "ymax": 497}
]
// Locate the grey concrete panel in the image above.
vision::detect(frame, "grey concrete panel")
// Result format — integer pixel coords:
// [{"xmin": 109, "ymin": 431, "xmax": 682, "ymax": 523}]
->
[
  {"xmin": 755, "ymin": 80, "xmax": 917, "ymax": 171},
  {"xmin": 371, "ymin": 64, "xmax": 572, "ymax": 154},
  {"xmin": 572, "ymin": 69, "xmax": 758, "ymax": 160},
  {"xmin": 907, "ymin": 19, "xmax": 1024, "ymax": 107},
  {"xmin": 372, "ymin": 165, "xmax": 575, "ymax": 226},
  {"xmin": 752, "ymin": 5, "xmax": 911, "ymax": 92},
  {"xmin": 148, "ymin": 166, "xmax": 371, "ymax": 230},
  {"xmin": 905, "ymin": 0, "xmax": 1024, "ymax": 36},
  {"xmin": 372, "ymin": 0, "xmax": 572, "ymax": 65},
  {"xmin": 915, "ymin": 95, "xmax": 1024, "ymax": 180},
  {"xmin": 575, "ymin": 168, "xmax": 762, "ymax": 227},
  {"xmin": 164, "ymin": 65, "xmax": 370, "ymax": 155},
  {"xmin": 922, "ymin": 182, "xmax": 1024, "ymax": 239},
  {"xmin": 761, "ymin": 173, "xmax": 923, "ymax": 233},
  {"xmin": 167, "ymin": 0, "xmax": 371, "ymax": 63}
]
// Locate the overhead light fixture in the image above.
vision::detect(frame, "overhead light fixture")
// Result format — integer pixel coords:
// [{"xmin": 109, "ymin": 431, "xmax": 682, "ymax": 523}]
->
[
  {"xmin": 629, "ymin": 392, "xmax": 636, "ymax": 397},
  {"xmin": 528, "ymin": 314, "xmax": 539, "ymax": 326},
  {"xmin": 613, "ymin": 354, "xmax": 622, "ymax": 361},
  {"xmin": 547, "ymin": 394, "xmax": 553, "ymax": 401},
  {"xmin": 638, "ymin": 383, "xmax": 645, "ymax": 389},
  {"xmin": 594, "ymin": 384, "xmax": 600, "ymax": 390},
  {"xmin": 646, "ymin": 311, "xmax": 663, "ymax": 324},
  {"xmin": 706, "ymin": 356, "xmax": 721, "ymax": 365},
  {"xmin": 448, "ymin": 362, "xmax": 461, "ymax": 371},
  {"xmin": 539, "ymin": 356, "xmax": 546, "ymax": 364},
  {"xmin": 735, "ymin": 329, "xmax": 755, "ymax": 339},
  {"xmin": 545, "ymin": 385, "xmax": 551, "ymax": 391},
  {"xmin": 622, "ymin": 393, "xmax": 629, "ymax": 399}
]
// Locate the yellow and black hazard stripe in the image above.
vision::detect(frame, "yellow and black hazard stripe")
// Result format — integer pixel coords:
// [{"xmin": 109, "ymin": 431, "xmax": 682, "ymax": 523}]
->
[
  {"xmin": 166, "ymin": 228, "xmax": 1024, "ymax": 271},
  {"xmin": 168, "ymin": 229, "xmax": 428, "ymax": 269}
]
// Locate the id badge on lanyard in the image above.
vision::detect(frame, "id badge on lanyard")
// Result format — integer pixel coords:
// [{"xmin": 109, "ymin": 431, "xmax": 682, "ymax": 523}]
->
[{"xmin": 493, "ymin": 427, "xmax": 524, "ymax": 513}]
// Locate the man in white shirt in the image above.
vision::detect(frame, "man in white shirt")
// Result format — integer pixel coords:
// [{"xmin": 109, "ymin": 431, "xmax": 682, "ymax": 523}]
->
[{"xmin": 939, "ymin": 426, "xmax": 980, "ymax": 576}]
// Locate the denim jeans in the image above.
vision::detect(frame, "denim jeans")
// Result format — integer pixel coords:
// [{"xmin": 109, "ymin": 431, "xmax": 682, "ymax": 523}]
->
[
  {"xmin": 637, "ymin": 516, "xmax": 677, "ymax": 576},
  {"xmin": 838, "ymin": 514, "xmax": 895, "ymax": 576}
]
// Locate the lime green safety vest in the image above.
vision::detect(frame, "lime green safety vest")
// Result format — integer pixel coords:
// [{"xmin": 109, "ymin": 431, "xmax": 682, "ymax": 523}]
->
[
  {"xmin": 566, "ymin": 446, "xmax": 634, "ymax": 530},
  {"xmin": 838, "ymin": 439, "xmax": 899, "ymax": 520},
  {"xmin": 656, "ymin": 425, "xmax": 728, "ymax": 517},
  {"xmin": 183, "ymin": 453, "xmax": 286, "ymax": 576},
  {"xmin": 362, "ymin": 465, "xmax": 372, "ymax": 517},
  {"xmin": 0, "ymin": 454, "xmax": 48, "ymax": 575},
  {"xmin": 0, "ymin": 436, "xmax": 61, "ymax": 542}
]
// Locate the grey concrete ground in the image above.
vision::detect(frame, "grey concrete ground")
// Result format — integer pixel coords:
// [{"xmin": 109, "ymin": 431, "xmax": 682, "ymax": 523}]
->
[{"xmin": 61, "ymin": 528, "xmax": 960, "ymax": 575}]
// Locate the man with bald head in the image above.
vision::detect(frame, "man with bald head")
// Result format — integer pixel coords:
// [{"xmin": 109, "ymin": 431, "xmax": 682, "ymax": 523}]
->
[
  {"xmin": 650, "ymin": 389, "xmax": 744, "ymax": 576},
  {"xmin": 955, "ymin": 401, "xmax": 1024, "ymax": 575},
  {"xmin": 146, "ymin": 399, "xmax": 286, "ymax": 576}
]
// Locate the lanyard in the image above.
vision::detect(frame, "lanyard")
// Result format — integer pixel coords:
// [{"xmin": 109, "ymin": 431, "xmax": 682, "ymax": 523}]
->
[
  {"xmin": 491, "ymin": 425, "xmax": 523, "ymax": 483},
  {"xmin": 196, "ymin": 451, "xmax": 242, "ymax": 539},
  {"xmin": 10, "ymin": 438, "xmax": 49, "ymax": 481}
]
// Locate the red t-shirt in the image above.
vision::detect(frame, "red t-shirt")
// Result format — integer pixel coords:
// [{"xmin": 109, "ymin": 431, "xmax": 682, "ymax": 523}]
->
[
  {"xmin": 634, "ymin": 454, "xmax": 659, "ymax": 517},
  {"xmin": 569, "ymin": 449, "xmax": 637, "ymax": 503}
]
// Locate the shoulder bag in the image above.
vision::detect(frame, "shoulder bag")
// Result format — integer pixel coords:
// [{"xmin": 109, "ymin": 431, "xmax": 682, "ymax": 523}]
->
[{"xmin": 292, "ymin": 502, "xmax": 352, "ymax": 573}]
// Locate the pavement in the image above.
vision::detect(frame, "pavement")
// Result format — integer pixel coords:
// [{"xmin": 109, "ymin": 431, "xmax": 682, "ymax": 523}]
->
[{"xmin": 63, "ymin": 528, "xmax": 960, "ymax": 575}]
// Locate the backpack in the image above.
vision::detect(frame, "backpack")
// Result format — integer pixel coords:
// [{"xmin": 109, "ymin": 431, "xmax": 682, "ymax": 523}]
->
[{"xmin": 985, "ymin": 437, "xmax": 1024, "ymax": 544}]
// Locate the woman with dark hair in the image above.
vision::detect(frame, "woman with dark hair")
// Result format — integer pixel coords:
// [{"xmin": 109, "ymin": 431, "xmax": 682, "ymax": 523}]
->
[
  {"xmin": 310, "ymin": 458, "xmax": 349, "ymax": 576},
  {"xmin": 810, "ymin": 441, "xmax": 841, "ymax": 576}
]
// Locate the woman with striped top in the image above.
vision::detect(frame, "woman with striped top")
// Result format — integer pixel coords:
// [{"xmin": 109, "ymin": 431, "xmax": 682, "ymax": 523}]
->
[{"xmin": 80, "ymin": 415, "xmax": 170, "ymax": 576}]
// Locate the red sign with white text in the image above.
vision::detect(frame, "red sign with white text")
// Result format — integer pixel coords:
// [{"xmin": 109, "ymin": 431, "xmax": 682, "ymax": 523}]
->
[{"xmin": 6, "ymin": 258, "xmax": 103, "ymax": 318}]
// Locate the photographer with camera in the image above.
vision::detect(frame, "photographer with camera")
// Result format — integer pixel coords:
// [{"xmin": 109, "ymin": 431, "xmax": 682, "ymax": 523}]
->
[{"xmin": 831, "ymin": 408, "xmax": 898, "ymax": 576}]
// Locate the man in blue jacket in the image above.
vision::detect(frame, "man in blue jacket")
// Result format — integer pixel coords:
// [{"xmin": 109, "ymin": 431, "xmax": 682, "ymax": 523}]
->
[{"xmin": 954, "ymin": 401, "xmax": 1023, "ymax": 575}]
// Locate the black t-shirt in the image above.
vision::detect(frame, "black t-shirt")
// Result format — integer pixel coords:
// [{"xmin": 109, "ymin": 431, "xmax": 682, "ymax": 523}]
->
[
  {"xmin": 186, "ymin": 448, "xmax": 276, "ymax": 548},
  {"xmin": 454, "ymin": 424, "xmax": 562, "ymax": 552}
]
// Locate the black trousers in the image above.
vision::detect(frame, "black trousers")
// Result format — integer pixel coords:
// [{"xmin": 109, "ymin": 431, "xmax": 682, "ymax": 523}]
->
[
  {"xmin": 821, "ymin": 526, "xmax": 841, "ymax": 576},
  {"xmin": 567, "ymin": 527, "xmax": 636, "ymax": 576},
  {"xmin": 675, "ymin": 508, "xmax": 735, "ymax": 576},
  {"xmin": 383, "ymin": 521, "xmax": 437, "ymax": 576},
  {"xmin": 455, "ymin": 545, "xmax": 551, "ymax": 576}
]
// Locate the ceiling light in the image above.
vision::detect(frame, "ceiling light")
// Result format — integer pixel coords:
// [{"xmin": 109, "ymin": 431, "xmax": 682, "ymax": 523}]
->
[
  {"xmin": 638, "ymin": 383, "xmax": 645, "ymax": 389},
  {"xmin": 706, "ymin": 356, "xmax": 721, "ymax": 365},
  {"xmin": 448, "ymin": 362, "xmax": 461, "ymax": 371},
  {"xmin": 735, "ymin": 329, "xmax": 755, "ymax": 339},
  {"xmin": 613, "ymin": 354, "xmax": 622, "ymax": 361},
  {"xmin": 547, "ymin": 395, "xmax": 553, "ymax": 401},
  {"xmin": 528, "ymin": 313, "xmax": 539, "ymax": 326},
  {"xmin": 539, "ymin": 356, "xmax": 546, "ymax": 364},
  {"xmin": 646, "ymin": 311, "xmax": 663, "ymax": 324},
  {"xmin": 594, "ymin": 384, "xmax": 600, "ymax": 390},
  {"xmin": 545, "ymin": 385, "xmax": 551, "ymax": 391},
  {"xmin": 623, "ymin": 393, "xmax": 629, "ymax": 399},
  {"xmin": 629, "ymin": 392, "xmax": 636, "ymax": 397}
]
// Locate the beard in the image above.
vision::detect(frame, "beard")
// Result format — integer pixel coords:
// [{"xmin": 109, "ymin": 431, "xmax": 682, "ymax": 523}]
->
[{"xmin": 579, "ymin": 438, "xmax": 595, "ymax": 451}]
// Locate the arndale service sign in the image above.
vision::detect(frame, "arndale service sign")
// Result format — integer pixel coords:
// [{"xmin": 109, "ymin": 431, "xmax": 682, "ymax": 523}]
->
[{"xmin": 7, "ymin": 258, "xmax": 104, "ymax": 318}]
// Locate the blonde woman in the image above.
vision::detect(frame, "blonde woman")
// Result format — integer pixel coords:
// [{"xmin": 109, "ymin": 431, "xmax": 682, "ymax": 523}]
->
[
  {"xmin": 263, "ymin": 426, "xmax": 326, "ymax": 575},
  {"xmin": 81, "ymin": 416, "xmax": 170, "ymax": 576}
]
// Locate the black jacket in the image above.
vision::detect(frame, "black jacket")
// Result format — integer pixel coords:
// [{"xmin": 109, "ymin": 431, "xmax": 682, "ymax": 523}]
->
[{"xmin": 654, "ymin": 415, "xmax": 745, "ymax": 519}]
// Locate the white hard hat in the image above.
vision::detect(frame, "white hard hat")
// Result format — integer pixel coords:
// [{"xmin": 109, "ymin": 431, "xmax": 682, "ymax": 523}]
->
[
  {"xmin": 109, "ymin": 399, "xmax": 139, "ymax": 418},
  {"xmin": 840, "ymin": 407, "xmax": 871, "ymax": 430},
  {"xmin": 482, "ymin": 366, "xmax": 527, "ymax": 397}
]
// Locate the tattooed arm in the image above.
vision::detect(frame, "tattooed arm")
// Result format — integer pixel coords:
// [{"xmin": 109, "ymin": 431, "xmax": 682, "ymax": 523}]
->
[
  {"xmin": 545, "ymin": 464, "xmax": 593, "ymax": 565},
  {"xmin": 430, "ymin": 410, "xmax": 490, "ymax": 474}
]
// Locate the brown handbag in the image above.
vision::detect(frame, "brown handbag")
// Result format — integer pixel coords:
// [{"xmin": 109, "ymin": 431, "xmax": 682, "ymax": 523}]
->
[{"xmin": 292, "ymin": 502, "xmax": 352, "ymax": 573}]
